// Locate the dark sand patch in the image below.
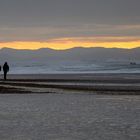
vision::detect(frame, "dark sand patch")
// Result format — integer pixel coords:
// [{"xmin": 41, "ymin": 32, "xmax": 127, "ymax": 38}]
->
[
  {"xmin": 0, "ymin": 86, "xmax": 31, "ymax": 93},
  {"xmin": 0, "ymin": 81, "xmax": 140, "ymax": 95},
  {"xmin": 1, "ymin": 73, "xmax": 140, "ymax": 94}
]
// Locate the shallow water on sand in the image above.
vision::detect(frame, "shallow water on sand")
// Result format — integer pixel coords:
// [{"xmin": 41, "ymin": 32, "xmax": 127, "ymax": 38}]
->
[{"xmin": 0, "ymin": 94, "xmax": 139, "ymax": 140}]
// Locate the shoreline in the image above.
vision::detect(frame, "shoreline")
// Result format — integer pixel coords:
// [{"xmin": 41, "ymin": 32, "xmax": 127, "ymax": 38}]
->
[{"xmin": 0, "ymin": 73, "xmax": 140, "ymax": 94}]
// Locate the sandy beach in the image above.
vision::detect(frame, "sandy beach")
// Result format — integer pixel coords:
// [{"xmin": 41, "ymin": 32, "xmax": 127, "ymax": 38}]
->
[
  {"xmin": 0, "ymin": 94, "xmax": 139, "ymax": 140},
  {"xmin": 0, "ymin": 73, "xmax": 140, "ymax": 94},
  {"xmin": 0, "ymin": 74, "xmax": 139, "ymax": 139}
]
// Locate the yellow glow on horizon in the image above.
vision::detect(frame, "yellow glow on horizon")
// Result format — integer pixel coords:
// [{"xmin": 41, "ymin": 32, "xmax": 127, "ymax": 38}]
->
[{"xmin": 0, "ymin": 38, "xmax": 140, "ymax": 50}]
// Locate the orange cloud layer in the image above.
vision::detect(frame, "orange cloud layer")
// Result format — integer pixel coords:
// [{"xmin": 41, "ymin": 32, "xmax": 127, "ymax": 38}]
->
[{"xmin": 0, "ymin": 37, "xmax": 140, "ymax": 50}]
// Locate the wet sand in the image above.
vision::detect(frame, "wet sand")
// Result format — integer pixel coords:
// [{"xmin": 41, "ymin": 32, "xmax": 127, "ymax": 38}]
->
[{"xmin": 0, "ymin": 73, "xmax": 140, "ymax": 94}]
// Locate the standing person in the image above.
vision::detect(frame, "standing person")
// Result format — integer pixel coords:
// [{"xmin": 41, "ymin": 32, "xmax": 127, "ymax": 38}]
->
[{"xmin": 3, "ymin": 62, "xmax": 9, "ymax": 80}]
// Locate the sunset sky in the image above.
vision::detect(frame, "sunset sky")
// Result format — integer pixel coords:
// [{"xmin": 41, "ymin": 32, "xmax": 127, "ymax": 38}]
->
[{"xmin": 0, "ymin": 0, "xmax": 140, "ymax": 50}]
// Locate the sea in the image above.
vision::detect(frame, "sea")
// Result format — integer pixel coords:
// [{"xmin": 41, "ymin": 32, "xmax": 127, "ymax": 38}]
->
[{"xmin": 9, "ymin": 61, "xmax": 140, "ymax": 74}]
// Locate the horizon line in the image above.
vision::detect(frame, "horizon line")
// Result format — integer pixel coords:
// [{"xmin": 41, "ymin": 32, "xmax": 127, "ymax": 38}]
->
[{"xmin": 1, "ymin": 46, "xmax": 140, "ymax": 51}]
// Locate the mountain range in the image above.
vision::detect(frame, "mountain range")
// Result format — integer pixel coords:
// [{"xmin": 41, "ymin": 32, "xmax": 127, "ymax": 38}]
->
[{"xmin": 0, "ymin": 47, "xmax": 140, "ymax": 66}]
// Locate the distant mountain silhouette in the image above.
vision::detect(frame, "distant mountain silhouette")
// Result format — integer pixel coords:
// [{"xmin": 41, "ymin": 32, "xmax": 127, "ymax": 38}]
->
[{"xmin": 0, "ymin": 47, "xmax": 140, "ymax": 65}]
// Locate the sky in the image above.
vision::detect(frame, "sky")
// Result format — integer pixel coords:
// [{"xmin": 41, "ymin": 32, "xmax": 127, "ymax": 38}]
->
[{"xmin": 0, "ymin": 0, "xmax": 140, "ymax": 49}]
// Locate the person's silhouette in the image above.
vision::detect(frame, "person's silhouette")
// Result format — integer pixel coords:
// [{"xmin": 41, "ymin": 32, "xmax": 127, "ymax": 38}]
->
[{"xmin": 3, "ymin": 62, "xmax": 9, "ymax": 80}]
